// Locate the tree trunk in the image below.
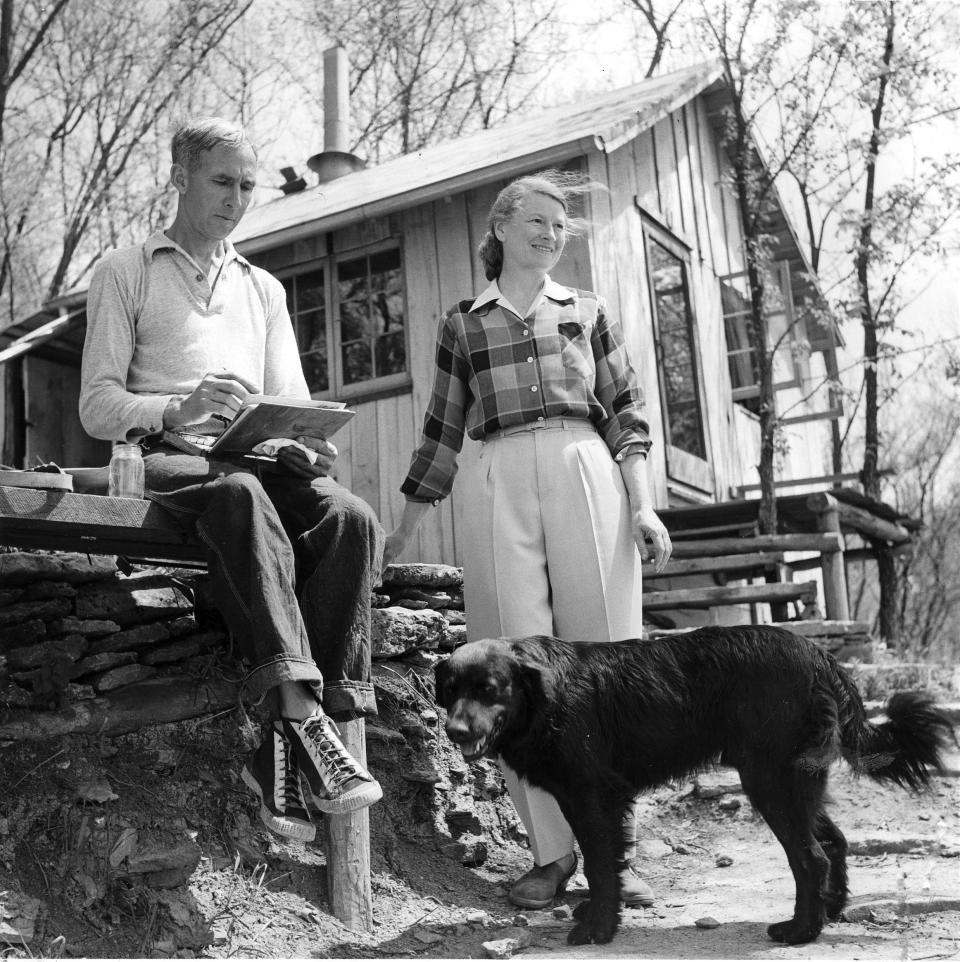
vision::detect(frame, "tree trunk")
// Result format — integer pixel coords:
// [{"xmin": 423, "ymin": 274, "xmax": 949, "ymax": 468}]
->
[{"xmin": 858, "ymin": 4, "xmax": 897, "ymax": 641}]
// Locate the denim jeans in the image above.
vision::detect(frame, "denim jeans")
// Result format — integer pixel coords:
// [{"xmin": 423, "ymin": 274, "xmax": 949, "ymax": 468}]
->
[{"xmin": 143, "ymin": 447, "xmax": 383, "ymax": 720}]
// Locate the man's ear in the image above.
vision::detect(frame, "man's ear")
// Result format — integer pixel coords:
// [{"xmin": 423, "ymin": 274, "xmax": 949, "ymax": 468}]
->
[{"xmin": 170, "ymin": 163, "xmax": 188, "ymax": 195}]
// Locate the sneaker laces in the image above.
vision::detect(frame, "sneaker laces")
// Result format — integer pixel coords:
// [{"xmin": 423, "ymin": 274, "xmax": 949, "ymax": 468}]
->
[
  {"xmin": 300, "ymin": 715, "xmax": 363, "ymax": 791},
  {"xmin": 274, "ymin": 731, "xmax": 307, "ymax": 808}
]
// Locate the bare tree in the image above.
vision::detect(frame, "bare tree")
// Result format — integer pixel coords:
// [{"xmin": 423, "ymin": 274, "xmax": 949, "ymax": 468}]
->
[
  {"xmin": 694, "ymin": 0, "xmax": 847, "ymax": 535},
  {"xmin": 0, "ymin": 0, "xmax": 252, "ymax": 466},
  {"xmin": 281, "ymin": 0, "xmax": 560, "ymax": 162},
  {"xmin": 623, "ymin": 0, "xmax": 686, "ymax": 77},
  {"xmin": 0, "ymin": 0, "xmax": 252, "ymax": 322},
  {"xmin": 782, "ymin": 2, "xmax": 960, "ymax": 644}
]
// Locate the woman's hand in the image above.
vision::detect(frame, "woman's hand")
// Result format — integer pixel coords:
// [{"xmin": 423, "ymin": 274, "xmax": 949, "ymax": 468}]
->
[
  {"xmin": 630, "ymin": 505, "xmax": 672, "ymax": 573},
  {"xmin": 382, "ymin": 529, "xmax": 412, "ymax": 574},
  {"xmin": 616, "ymin": 453, "xmax": 672, "ymax": 572},
  {"xmin": 381, "ymin": 499, "xmax": 434, "ymax": 578}
]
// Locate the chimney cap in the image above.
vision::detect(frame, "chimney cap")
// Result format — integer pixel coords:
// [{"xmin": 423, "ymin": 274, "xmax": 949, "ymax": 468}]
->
[{"xmin": 307, "ymin": 150, "xmax": 366, "ymax": 184}]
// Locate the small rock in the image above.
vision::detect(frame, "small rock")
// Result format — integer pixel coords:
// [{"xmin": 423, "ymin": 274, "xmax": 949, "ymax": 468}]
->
[
  {"xmin": 512, "ymin": 915, "xmax": 529, "ymax": 927},
  {"xmin": 77, "ymin": 777, "xmax": 118, "ymax": 804},
  {"xmin": 466, "ymin": 910, "xmax": 490, "ymax": 925},
  {"xmin": 694, "ymin": 771, "xmax": 742, "ymax": 798},
  {"xmin": 715, "ymin": 855, "xmax": 733, "ymax": 868},
  {"xmin": 552, "ymin": 904, "xmax": 573, "ymax": 920},
  {"xmin": 718, "ymin": 798, "xmax": 741, "ymax": 812},
  {"xmin": 402, "ymin": 767, "xmax": 443, "ymax": 784},
  {"xmin": 482, "ymin": 937, "xmax": 521, "ymax": 959},
  {"xmin": 636, "ymin": 838, "xmax": 673, "ymax": 859},
  {"xmin": 695, "ymin": 916, "xmax": 721, "ymax": 929},
  {"xmin": 413, "ymin": 927, "xmax": 444, "ymax": 945}
]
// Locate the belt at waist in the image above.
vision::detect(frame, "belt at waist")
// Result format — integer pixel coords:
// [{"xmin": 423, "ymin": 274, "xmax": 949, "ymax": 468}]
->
[{"xmin": 486, "ymin": 417, "xmax": 594, "ymax": 440}]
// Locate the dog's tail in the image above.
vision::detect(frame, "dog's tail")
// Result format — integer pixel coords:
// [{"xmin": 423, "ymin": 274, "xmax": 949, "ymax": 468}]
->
[{"xmin": 833, "ymin": 665, "xmax": 953, "ymax": 790}]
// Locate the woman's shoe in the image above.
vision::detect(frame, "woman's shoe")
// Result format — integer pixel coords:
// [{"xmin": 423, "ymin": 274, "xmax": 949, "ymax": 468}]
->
[
  {"xmin": 620, "ymin": 865, "xmax": 655, "ymax": 907},
  {"xmin": 509, "ymin": 852, "xmax": 579, "ymax": 909}
]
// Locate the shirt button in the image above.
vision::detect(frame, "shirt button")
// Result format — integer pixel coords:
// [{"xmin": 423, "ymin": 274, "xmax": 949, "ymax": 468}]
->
[
  {"xmin": 526, "ymin": 356, "xmax": 534, "ymax": 363},
  {"xmin": 530, "ymin": 385, "xmax": 538, "ymax": 393},
  {"xmin": 537, "ymin": 416, "xmax": 545, "ymax": 422},
  {"xmin": 523, "ymin": 329, "xmax": 529, "ymax": 336},
  {"xmin": 196, "ymin": 273, "xmax": 203, "ymax": 281}
]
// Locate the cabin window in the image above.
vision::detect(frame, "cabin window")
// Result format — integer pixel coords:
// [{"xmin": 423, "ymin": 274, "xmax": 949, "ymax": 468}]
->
[
  {"xmin": 720, "ymin": 262, "xmax": 802, "ymax": 415},
  {"xmin": 642, "ymin": 219, "xmax": 714, "ymax": 494},
  {"xmin": 270, "ymin": 241, "xmax": 408, "ymax": 399}
]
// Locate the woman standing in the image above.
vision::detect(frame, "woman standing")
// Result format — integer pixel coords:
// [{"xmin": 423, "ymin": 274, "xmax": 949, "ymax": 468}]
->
[{"xmin": 384, "ymin": 170, "xmax": 672, "ymax": 908}]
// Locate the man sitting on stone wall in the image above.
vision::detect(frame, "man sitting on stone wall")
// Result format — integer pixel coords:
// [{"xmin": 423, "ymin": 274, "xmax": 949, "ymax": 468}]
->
[{"xmin": 79, "ymin": 116, "xmax": 384, "ymax": 843}]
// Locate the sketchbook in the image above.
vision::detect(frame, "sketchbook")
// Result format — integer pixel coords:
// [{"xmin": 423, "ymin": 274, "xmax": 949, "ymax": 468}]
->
[{"xmin": 165, "ymin": 395, "xmax": 355, "ymax": 457}]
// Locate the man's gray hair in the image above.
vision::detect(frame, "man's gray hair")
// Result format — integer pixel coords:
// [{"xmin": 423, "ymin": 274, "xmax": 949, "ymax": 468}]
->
[{"xmin": 171, "ymin": 117, "xmax": 256, "ymax": 170}]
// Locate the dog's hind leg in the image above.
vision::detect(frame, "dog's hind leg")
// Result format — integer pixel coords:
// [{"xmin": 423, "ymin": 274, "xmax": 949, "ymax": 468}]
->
[
  {"xmin": 738, "ymin": 764, "xmax": 830, "ymax": 945},
  {"xmin": 814, "ymin": 809, "xmax": 849, "ymax": 921}
]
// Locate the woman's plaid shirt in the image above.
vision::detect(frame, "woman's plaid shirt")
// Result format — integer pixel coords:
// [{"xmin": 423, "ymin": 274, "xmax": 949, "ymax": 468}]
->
[{"xmin": 401, "ymin": 278, "xmax": 651, "ymax": 503}]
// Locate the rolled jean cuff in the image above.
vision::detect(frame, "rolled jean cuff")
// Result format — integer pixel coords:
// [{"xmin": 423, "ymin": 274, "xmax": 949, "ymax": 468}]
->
[
  {"xmin": 323, "ymin": 681, "xmax": 378, "ymax": 721},
  {"xmin": 241, "ymin": 655, "xmax": 323, "ymax": 706}
]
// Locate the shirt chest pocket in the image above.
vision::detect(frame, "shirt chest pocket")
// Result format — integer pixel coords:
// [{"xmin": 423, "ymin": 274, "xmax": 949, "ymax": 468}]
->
[{"xmin": 557, "ymin": 320, "xmax": 594, "ymax": 380}]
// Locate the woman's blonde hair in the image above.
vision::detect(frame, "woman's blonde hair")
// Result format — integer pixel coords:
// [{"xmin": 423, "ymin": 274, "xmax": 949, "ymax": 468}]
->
[{"xmin": 478, "ymin": 169, "xmax": 594, "ymax": 280}]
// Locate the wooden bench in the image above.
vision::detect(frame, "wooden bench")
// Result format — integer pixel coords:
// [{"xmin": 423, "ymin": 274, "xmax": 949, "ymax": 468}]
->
[{"xmin": 0, "ymin": 483, "xmax": 372, "ymax": 932}]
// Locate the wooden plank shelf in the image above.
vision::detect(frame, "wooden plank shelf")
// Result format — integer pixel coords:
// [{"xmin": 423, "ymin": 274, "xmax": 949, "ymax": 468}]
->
[
  {"xmin": 642, "ymin": 580, "xmax": 818, "ymax": 612},
  {"xmin": 642, "ymin": 550, "xmax": 784, "ymax": 580}
]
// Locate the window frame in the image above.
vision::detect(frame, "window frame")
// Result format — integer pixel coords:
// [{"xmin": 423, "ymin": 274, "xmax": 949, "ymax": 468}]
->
[
  {"xmin": 270, "ymin": 239, "xmax": 411, "ymax": 401},
  {"xmin": 641, "ymin": 216, "xmax": 714, "ymax": 495},
  {"xmin": 720, "ymin": 261, "xmax": 803, "ymax": 410}
]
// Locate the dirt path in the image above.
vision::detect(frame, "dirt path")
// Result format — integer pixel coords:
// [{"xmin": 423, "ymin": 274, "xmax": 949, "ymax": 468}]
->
[{"xmin": 2, "ymin": 716, "xmax": 957, "ymax": 960}]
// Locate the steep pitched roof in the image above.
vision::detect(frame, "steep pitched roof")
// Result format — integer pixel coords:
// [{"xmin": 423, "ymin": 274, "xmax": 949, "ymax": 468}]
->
[{"xmin": 232, "ymin": 60, "xmax": 724, "ymax": 252}]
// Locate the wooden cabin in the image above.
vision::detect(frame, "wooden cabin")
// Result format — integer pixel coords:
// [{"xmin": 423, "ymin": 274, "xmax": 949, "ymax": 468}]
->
[{"xmin": 0, "ymin": 61, "xmax": 843, "ymax": 570}]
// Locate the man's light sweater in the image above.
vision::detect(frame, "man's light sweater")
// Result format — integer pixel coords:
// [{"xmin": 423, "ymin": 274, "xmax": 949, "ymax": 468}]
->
[{"xmin": 80, "ymin": 232, "xmax": 308, "ymax": 442}]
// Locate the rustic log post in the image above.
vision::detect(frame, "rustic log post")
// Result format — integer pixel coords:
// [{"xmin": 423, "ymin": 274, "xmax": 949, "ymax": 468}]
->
[
  {"xmin": 325, "ymin": 718, "xmax": 373, "ymax": 932},
  {"xmin": 806, "ymin": 493, "xmax": 850, "ymax": 621}
]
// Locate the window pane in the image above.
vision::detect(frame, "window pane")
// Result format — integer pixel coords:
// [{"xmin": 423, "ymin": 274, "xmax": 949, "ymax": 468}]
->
[
  {"xmin": 301, "ymin": 349, "xmax": 328, "ymax": 393},
  {"xmin": 342, "ymin": 340, "xmax": 372, "ymax": 384},
  {"xmin": 283, "ymin": 265, "xmax": 329, "ymax": 395},
  {"xmin": 334, "ymin": 246, "xmax": 407, "ymax": 388},
  {"xmin": 375, "ymin": 329, "xmax": 406, "ymax": 377},
  {"xmin": 297, "ymin": 269, "xmax": 325, "ymax": 311},
  {"xmin": 338, "ymin": 256, "xmax": 367, "ymax": 303},
  {"xmin": 648, "ymin": 240, "xmax": 705, "ymax": 460},
  {"xmin": 340, "ymin": 300, "xmax": 370, "ymax": 342}
]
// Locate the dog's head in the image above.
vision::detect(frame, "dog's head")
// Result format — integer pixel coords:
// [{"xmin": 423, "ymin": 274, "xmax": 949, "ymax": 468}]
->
[{"xmin": 434, "ymin": 636, "xmax": 558, "ymax": 761}]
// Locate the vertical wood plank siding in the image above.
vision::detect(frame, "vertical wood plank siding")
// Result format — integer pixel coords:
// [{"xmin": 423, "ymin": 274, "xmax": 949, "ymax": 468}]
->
[{"xmin": 302, "ymin": 97, "xmax": 835, "ymax": 565}]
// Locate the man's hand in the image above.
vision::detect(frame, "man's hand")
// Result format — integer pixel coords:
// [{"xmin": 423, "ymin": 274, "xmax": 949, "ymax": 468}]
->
[
  {"xmin": 163, "ymin": 372, "xmax": 257, "ymax": 429},
  {"xmin": 275, "ymin": 435, "xmax": 338, "ymax": 479}
]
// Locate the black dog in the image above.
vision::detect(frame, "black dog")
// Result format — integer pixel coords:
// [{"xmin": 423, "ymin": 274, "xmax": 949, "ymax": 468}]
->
[{"xmin": 434, "ymin": 627, "xmax": 953, "ymax": 946}]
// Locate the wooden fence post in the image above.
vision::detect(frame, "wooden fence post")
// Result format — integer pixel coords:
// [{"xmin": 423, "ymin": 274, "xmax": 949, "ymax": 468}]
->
[
  {"xmin": 324, "ymin": 718, "xmax": 373, "ymax": 932},
  {"xmin": 806, "ymin": 493, "xmax": 850, "ymax": 621}
]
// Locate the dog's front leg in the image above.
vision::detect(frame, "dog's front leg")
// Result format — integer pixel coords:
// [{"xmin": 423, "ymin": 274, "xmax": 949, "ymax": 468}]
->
[{"xmin": 562, "ymin": 795, "xmax": 623, "ymax": 945}]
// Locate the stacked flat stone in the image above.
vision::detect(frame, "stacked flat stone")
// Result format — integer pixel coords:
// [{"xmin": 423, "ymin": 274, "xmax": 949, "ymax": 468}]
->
[
  {"xmin": 0, "ymin": 553, "xmax": 225, "ymax": 709},
  {"xmin": 372, "ymin": 564, "xmax": 467, "ymax": 658}
]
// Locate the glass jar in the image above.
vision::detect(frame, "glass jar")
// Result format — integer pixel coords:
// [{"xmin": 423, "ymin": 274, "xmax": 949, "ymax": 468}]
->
[{"xmin": 107, "ymin": 442, "xmax": 145, "ymax": 499}]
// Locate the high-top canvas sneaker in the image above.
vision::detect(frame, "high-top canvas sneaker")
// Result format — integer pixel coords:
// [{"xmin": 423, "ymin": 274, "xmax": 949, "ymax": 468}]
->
[
  {"xmin": 241, "ymin": 726, "xmax": 316, "ymax": 841},
  {"xmin": 281, "ymin": 709, "xmax": 382, "ymax": 814}
]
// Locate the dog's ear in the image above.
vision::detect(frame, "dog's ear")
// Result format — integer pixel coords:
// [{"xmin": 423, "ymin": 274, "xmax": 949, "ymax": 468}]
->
[{"xmin": 510, "ymin": 637, "xmax": 558, "ymax": 707}]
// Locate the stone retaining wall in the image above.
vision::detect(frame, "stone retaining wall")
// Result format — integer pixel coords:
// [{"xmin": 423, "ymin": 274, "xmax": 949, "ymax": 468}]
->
[{"xmin": 0, "ymin": 551, "xmax": 466, "ymax": 725}]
